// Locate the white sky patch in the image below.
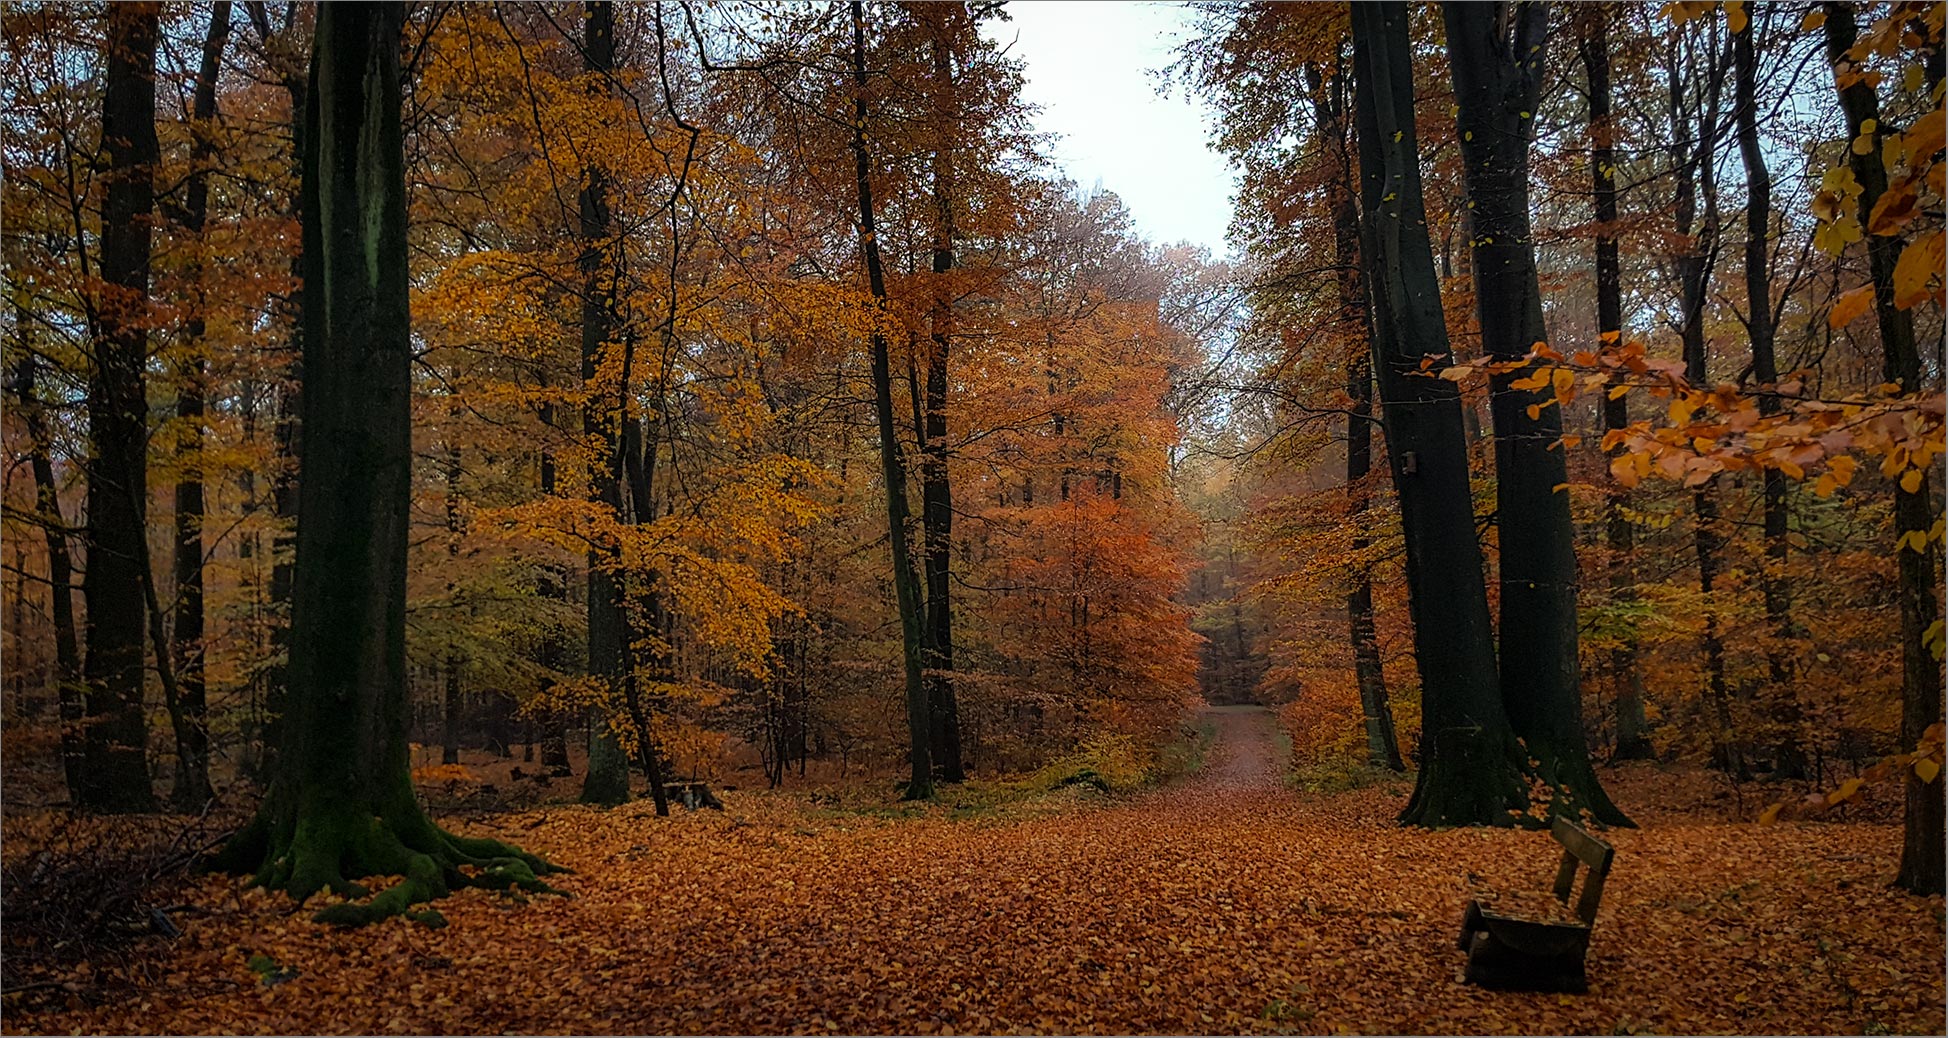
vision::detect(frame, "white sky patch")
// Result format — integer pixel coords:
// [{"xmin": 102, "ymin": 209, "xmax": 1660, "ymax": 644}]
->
[{"xmin": 985, "ymin": 1, "xmax": 1238, "ymax": 256}]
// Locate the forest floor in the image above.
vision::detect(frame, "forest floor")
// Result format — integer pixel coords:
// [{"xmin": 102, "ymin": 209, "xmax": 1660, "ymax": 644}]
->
[{"xmin": 5, "ymin": 705, "xmax": 1944, "ymax": 1035}]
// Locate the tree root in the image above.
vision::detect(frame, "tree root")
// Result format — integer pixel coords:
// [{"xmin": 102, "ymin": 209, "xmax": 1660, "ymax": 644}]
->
[{"xmin": 213, "ymin": 806, "xmax": 567, "ymax": 928}]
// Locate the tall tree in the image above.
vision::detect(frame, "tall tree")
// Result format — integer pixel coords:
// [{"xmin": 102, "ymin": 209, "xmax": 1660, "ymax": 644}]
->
[
  {"xmin": 1822, "ymin": 0, "xmax": 1943, "ymax": 897},
  {"xmin": 214, "ymin": 0, "xmax": 553, "ymax": 925},
  {"xmin": 1350, "ymin": 0, "xmax": 1526, "ymax": 827},
  {"xmin": 578, "ymin": 0, "xmax": 632, "ymax": 808},
  {"xmin": 851, "ymin": 0, "xmax": 932, "ymax": 799},
  {"xmin": 919, "ymin": 1, "xmax": 966, "ymax": 783},
  {"xmin": 8, "ymin": 348, "xmax": 85, "ymax": 796},
  {"xmin": 1576, "ymin": 4, "xmax": 1653, "ymax": 762},
  {"xmin": 1731, "ymin": 2, "xmax": 1799, "ymax": 775},
  {"xmin": 168, "ymin": 0, "xmax": 233, "ymax": 812},
  {"xmin": 1446, "ymin": 2, "xmax": 1628, "ymax": 825},
  {"xmin": 1307, "ymin": 55, "xmax": 1400, "ymax": 771},
  {"xmin": 80, "ymin": 1, "xmax": 162, "ymax": 813}
]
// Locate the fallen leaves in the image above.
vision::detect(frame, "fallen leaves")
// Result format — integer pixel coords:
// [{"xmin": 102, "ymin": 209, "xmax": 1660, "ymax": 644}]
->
[{"xmin": 7, "ymin": 710, "xmax": 1943, "ymax": 1036}]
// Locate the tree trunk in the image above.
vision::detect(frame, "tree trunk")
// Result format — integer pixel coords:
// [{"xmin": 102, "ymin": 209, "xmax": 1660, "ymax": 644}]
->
[
  {"xmin": 536, "ymin": 402, "xmax": 573, "ymax": 777},
  {"xmin": 80, "ymin": 2, "xmax": 162, "ymax": 813},
  {"xmin": 576, "ymin": 0, "xmax": 631, "ymax": 808},
  {"xmin": 1350, "ymin": 1, "xmax": 1527, "ymax": 828},
  {"xmin": 213, "ymin": 1, "xmax": 554, "ymax": 925},
  {"xmin": 922, "ymin": 4, "xmax": 965, "ymax": 783},
  {"xmin": 168, "ymin": 0, "xmax": 231, "ymax": 812},
  {"xmin": 1823, "ymin": 1, "xmax": 1944, "ymax": 897},
  {"xmin": 851, "ymin": 0, "xmax": 932, "ymax": 799},
  {"xmin": 9, "ymin": 349, "xmax": 86, "ymax": 797},
  {"xmin": 1732, "ymin": 6, "xmax": 1800, "ymax": 777},
  {"xmin": 1669, "ymin": 28, "xmax": 1738, "ymax": 773},
  {"xmin": 442, "ymin": 437, "xmax": 462, "ymax": 767},
  {"xmin": 1311, "ymin": 55, "xmax": 1401, "ymax": 771},
  {"xmin": 1446, "ymin": 2, "xmax": 1629, "ymax": 826},
  {"xmin": 1576, "ymin": 6, "xmax": 1654, "ymax": 764}
]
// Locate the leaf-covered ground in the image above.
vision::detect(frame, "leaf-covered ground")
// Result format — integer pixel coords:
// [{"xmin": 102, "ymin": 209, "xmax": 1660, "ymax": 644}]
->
[{"xmin": 10, "ymin": 707, "xmax": 1944, "ymax": 1035}]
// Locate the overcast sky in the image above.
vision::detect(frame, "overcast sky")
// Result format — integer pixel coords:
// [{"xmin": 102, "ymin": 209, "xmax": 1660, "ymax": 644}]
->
[{"xmin": 983, "ymin": 1, "xmax": 1238, "ymax": 257}]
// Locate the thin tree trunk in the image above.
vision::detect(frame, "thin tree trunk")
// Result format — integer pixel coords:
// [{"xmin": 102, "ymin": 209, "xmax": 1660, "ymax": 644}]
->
[
  {"xmin": 1310, "ymin": 55, "xmax": 1401, "ymax": 771},
  {"xmin": 1732, "ymin": 6, "xmax": 1801, "ymax": 777},
  {"xmin": 536, "ymin": 401, "xmax": 573, "ymax": 776},
  {"xmin": 1350, "ymin": 1, "xmax": 1527, "ymax": 828},
  {"xmin": 81, "ymin": 2, "xmax": 162, "ymax": 813},
  {"xmin": 1823, "ymin": 1, "xmax": 1944, "ymax": 897},
  {"xmin": 1446, "ymin": 2, "xmax": 1629, "ymax": 826},
  {"xmin": 9, "ymin": 349, "xmax": 86, "ymax": 797},
  {"xmin": 922, "ymin": 3, "xmax": 965, "ymax": 783},
  {"xmin": 443, "ymin": 436, "xmax": 462, "ymax": 767},
  {"xmin": 851, "ymin": 0, "xmax": 932, "ymax": 799},
  {"xmin": 1669, "ymin": 26, "xmax": 1737, "ymax": 773},
  {"xmin": 168, "ymin": 0, "xmax": 231, "ymax": 812}
]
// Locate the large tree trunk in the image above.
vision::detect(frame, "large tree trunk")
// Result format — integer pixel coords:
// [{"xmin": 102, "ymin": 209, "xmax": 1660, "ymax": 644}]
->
[
  {"xmin": 1732, "ymin": 6, "xmax": 1801, "ymax": 778},
  {"xmin": 1350, "ymin": 1, "xmax": 1527, "ymax": 828},
  {"xmin": 921, "ymin": 4, "xmax": 965, "ymax": 783},
  {"xmin": 9, "ymin": 349, "xmax": 86, "ymax": 797},
  {"xmin": 213, "ymin": 1, "xmax": 553, "ymax": 926},
  {"xmin": 851, "ymin": 0, "xmax": 932, "ymax": 799},
  {"xmin": 1446, "ymin": 3, "xmax": 1629, "ymax": 826},
  {"xmin": 80, "ymin": 2, "xmax": 161, "ymax": 813},
  {"xmin": 1823, "ymin": 2, "xmax": 1944, "ymax": 897},
  {"xmin": 1311, "ymin": 56, "xmax": 1401, "ymax": 772},
  {"xmin": 167, "ymin": 0, "xmax": 231, "ymax": 813},
  {"xmin": 1576, "ymin": 7, "xmax": 1653, "ymax": 763},
  {"xmin": 576, "ymin": 0, "xmax": 632, "ymax": 808}
]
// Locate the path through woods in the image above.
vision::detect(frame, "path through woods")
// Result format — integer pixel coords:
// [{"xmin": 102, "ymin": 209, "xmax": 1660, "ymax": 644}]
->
[{"xmin": 24, "ymin": 706, "xmax": 1944, "ymax": 1035}]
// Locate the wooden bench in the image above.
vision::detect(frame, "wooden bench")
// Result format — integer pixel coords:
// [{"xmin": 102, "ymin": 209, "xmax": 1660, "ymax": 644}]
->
[{"xmin": 1456, "ymin": 816, "xmax": 1615, "ymax": 994}]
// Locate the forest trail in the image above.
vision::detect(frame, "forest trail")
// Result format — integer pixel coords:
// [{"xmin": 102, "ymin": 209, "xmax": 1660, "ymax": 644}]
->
[{"xmin": 24, "ymin": 708, "xmax": 1941, "ymax": 1036}]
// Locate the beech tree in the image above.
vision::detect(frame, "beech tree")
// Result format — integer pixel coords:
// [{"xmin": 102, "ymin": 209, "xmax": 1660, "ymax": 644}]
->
[
  {"xmin": 214, "ymin": 1, "xmax": 554, "ymax": 926},
  {"xmin": 1350, "ymin": 0, "xmax": 1528, "ymax": 827},
  {"xmin": 1446, "ymin": 1, "xmax": 1628, "ymax": 825}
]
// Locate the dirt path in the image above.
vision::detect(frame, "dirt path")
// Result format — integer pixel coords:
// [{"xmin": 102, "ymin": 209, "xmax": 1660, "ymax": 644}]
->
[{"xmin": 23, "ymin": 708, "xmax": 1943, "ymax": 1036}]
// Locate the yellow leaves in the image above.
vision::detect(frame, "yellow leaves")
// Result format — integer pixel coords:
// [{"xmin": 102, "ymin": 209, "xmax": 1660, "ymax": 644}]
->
[
  {"xmin": 1815, "ymin": 215, "xmax": 1864, "ymax": 254},
  {"xmin": 1828, "ymin": 284, "xmax": 1876, "ymax": 328},
  {"xmin": 1915, "ymin": 758, "xmax": 1941, "ymax": 784},
  {"xmin": 1891, "ymin": 229, "xmax": 1945, "ymax": 309},
  {"xmin": 1756, "ymin": 802, "xmax": 1782, "ymax": 825},
  {"xmin": 1901, "ymin": 468, "xmax": 1925, "ymax": 493},
  {"xmin": 1802, "ymin": 8, "xmax": 1827, "ymax": 30}
]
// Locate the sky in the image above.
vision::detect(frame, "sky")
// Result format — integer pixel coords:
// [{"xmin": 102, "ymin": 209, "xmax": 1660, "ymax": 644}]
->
[{"xmin": 982, "ymin": 1, "xmax": 1238, "ymax": 257}]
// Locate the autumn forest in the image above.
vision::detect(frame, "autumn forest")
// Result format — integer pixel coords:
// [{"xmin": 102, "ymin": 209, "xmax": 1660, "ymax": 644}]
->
[{"xmin": 0, "ymin": 1, "xmax": 1943, "ymax": 1034}]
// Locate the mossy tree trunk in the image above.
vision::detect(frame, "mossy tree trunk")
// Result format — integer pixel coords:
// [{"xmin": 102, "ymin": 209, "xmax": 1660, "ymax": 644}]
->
[
  {"xmin": 1445, "ymin": 2, "xmax": 1629, "ymax": 827},
  {"xmin": 214, "ymin": 1, "xmax": 555, "ymax": 926},
  {"xmin": 1349, "ymin": 1, "xmax": 1527, "ymax": 828}
]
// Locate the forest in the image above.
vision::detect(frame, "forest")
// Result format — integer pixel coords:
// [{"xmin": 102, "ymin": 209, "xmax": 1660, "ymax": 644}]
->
[{"xmin": 0, "ymin": 0, "xmax": 1942, "ymax": 1034}]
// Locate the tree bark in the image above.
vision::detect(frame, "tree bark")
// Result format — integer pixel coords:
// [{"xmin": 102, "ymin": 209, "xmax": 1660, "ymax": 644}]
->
[
  {"xmin": 168, "ymin": 0, "xmax": 231, "ymax": 812},
  {"xmin": 851, "ymin": 0, "xmax": 932, "ymax": 799},
  {"xmin": 921, "ymin": 3, "xmax": 965, "ymax": 783},
  {"xmin": 1350, "ymin": 1, "xmax": 1527, "ymax": 828},
  {"xmin": 213, "ymin": 1, "xmax": 554, "ymax": 925},
  {"xmin": 1668, "ymin": 26, "xmax": 1737, "ymax": 773},
  {"xmin": 576, "ymin": 0, "xmax": 632, "ymax": 808},
  {"xmin": 443, "ymin": 436, "xmax": 462, "ymax": 767},
  {"xmin": 1823, "ymin": 1, "xmax": 1943, "ymax": 897},
  {"xmin": 9, "ymin": 349, "xmax": 86, "ymax": 797},
  {"xmin": 80, "ymin": 1, "xmax": 162, "ymax": 813},
  {"xmin": 1310, "ymin": 56, "xmax": 1401, "ymax": 772},
  {"xmin": 1732, "ymin": 6, "xmax": 1801, "ymax": 777},
  {"xmin": 1446, "ymin": 2, "xmax": 1629, "ymax": 826},
  {"xmin": 536, "ymin": 401, "xmax": 573, "ymax": 776},
  {"xmin": 1576, "ymin": 5, "xmax": 1654, "ymax": 763}
]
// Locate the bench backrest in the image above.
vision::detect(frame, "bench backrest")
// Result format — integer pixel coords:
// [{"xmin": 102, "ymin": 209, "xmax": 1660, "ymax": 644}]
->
[{"xmin": 1550, "ymin": 816, "xmax": 1615, "ymax": 925}]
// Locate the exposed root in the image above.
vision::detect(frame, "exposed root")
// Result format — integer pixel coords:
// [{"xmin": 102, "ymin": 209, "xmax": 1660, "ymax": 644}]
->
[{"xmin": 214, "ymin": 805, "xmax": 567, "ymax": 928}]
